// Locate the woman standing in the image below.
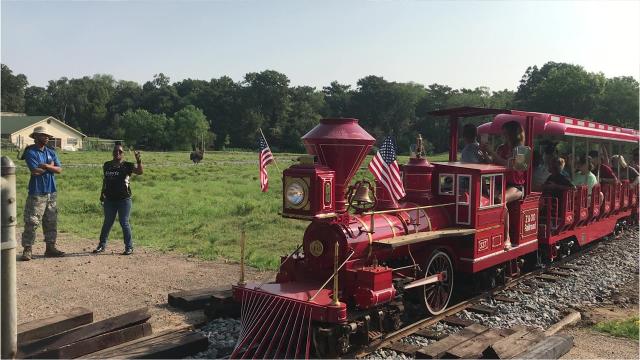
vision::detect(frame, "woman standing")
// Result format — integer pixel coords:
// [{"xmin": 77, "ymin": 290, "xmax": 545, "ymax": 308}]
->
[
  {"xmin": 93, "ymin": 143, "xmax": 143, "ymax": 255},
  {"xmin": 481, "ymin": 120, "xmax": 526, "ymax": 249}
]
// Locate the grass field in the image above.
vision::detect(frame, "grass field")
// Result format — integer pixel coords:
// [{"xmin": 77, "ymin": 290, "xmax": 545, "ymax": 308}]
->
[
  {"xmin": 6, "ymin": 149, "xmax": 448, "ymax": 270},
  {"xmin": 593, "ymin": 317, "xmax": 640, "ymax": 340}
]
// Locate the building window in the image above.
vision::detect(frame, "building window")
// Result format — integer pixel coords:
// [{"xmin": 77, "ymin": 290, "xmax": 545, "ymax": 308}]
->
[{"xmin": 67, "ymin": 138, "xmax": 78, "ymax": 145}]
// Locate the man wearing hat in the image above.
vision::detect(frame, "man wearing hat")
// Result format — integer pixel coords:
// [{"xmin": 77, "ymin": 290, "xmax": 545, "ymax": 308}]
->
[{"xmin": 20, "ymin": 126, "xmax": 65, "ymax": 260}]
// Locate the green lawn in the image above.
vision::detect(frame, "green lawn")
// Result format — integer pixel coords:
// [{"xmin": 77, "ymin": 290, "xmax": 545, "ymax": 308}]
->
[
  {"xmin": 593, "ymin": 317, "xmax": 639, "ymax": 340},
  {"xmin": 6, "ymin": 149, "xmax": 448, "ymax": 270}
]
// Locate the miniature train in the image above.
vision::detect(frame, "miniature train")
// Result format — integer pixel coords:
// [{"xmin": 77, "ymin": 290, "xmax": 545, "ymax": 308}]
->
[{"xmin": 230, "ymin": 107, "xmax": 639, "ymax": 358}]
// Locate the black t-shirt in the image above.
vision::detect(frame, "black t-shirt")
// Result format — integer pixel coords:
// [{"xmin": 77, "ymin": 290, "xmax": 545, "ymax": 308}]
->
[
  {"xmin": 102, "ymin": 161, "xmax": 135, "ymax": 200},
  {"xmin": 544, "ymin": 173, "xmax": 574, "ymax": 198}
]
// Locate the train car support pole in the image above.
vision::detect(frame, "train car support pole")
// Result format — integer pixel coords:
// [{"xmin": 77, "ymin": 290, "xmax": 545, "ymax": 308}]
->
[
  {"xmin": 238, "ymin": 230, "xmax": 246, "ymax": 286},
  {"xmin": 1, "ymin": 156, "xmax": 17, "ymax": 359},
  {"xmin": 448, "ymin": 115, "xmax": 458, "ymax": 162}
]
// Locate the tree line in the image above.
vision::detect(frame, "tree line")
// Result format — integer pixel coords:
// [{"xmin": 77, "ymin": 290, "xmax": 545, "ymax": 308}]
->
[{"xmin": 1, "ymin": 62, "xmax": 637, "ymax": 152}]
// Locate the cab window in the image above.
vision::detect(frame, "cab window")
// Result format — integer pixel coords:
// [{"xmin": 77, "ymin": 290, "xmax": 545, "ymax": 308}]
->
[
  {"xmin": 439, "ymin": 174, "xmax": 454, "ymax": 195},
  {"xmin": 481, "ymin": 174, "xmax": 504, "ymax": 208}
]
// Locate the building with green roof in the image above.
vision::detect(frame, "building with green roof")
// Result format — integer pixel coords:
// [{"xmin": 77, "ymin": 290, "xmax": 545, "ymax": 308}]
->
[{"xmin": 0, "ymin": 114, "xmax": 86, "ymax": 150}]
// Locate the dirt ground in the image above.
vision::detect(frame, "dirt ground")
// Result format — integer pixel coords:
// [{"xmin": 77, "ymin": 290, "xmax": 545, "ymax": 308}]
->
[
  {"xmin": 561, "ymin": 275, "xmax": 639, "ymax": 359},
  {"xmin": 14, "ymin": 231, "xmax": 275, "ymax": 332}
]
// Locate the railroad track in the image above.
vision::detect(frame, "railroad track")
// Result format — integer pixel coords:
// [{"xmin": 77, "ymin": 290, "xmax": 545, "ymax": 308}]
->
[{"xmin": 353, "ymin": 240, "xmax": 606, "ymax": 359}]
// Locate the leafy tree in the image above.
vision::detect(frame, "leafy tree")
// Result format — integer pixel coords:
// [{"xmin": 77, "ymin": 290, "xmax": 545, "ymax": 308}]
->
[
  {"xmin": 283, "ymin": 86, "xmax": 324, "ymax": 151},
  {"xmin": 172, "ymin": 105, "xmax": 210, "ymax": 150},
  {"xmin": 1, "ymin": 64, "xmax": 28, "ymax": 112},
  {"xmin": 322, "ymin": 81, "xmax": 352, "ymax": 117},
  {"xmin": 593, "ymin": 76, "xmax": 639, "ymax": 129},
  {"xmin": 242, "ymin": 70, "xmax": 291, "ymax": 145},
  {"xmin": 120, "ymin": 109, "xmax": 174, "ymax": 150},
  {"xmin": 515, "ymin": 62, "xmax": 606, "ymax": 119},
  {"xmin": 24, "ymin": 86, "xmax": 54, "ymax": 115},
  {"xmin": 141, "ymin": 73, "xmax": 182, "ymax": 116}
]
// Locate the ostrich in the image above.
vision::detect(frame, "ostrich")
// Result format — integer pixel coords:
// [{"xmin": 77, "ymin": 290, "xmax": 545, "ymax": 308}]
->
[{"xmin": 190, "ymin": 144, "xmax": 204, "ymax": 164}]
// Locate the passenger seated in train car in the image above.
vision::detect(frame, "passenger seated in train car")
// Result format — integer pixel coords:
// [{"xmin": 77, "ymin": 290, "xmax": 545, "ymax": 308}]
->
[
  {"xmin": 631, "ymin": 149, "xmax": 640, "ymax": 186},
  {"xmin": 573, "ymin": 155, "xmax": 602, "ymax": 203},
  {"xmin": 611, "ymin": 154, "xmax": 639, "ymax": 183},
  {"xmin": 532, "ymin": 151, "xmax": 549, "ymax": 192},
  {"xmin": 542, "ymin": 157, "xmax": 575, "ymax": 198},
  {"xmin": 460, "ymin": 123, "xmax": 489, "ymax": 163},
  {"xmin": 589, "ymin": 148, "xmax": 618, "ymax": 183},
  {"xmin": 481, "ymin": 120, "xmax": 526, "ymax": 249}
]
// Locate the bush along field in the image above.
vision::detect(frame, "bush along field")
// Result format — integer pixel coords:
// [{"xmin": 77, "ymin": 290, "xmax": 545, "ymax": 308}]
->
[{"xmin": 8, "ymin": 150, "xmax": 448, "ymax": 270}]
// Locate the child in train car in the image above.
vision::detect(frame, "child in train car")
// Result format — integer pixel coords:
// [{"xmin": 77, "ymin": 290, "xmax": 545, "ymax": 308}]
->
[
  {"xmin": 573, "ymin": 155, "xmax": 602, "ymax": 203},
  {"xmin": 481, "ymin": 120, "xmax": 526, "ymax": 249},
  {"xmin": 460, "ymin": 123, "xmax": 489, "ymax": 163},
  {"xmin": 542, "ymin": 157, "xmax": 575, "ymax": 198}
]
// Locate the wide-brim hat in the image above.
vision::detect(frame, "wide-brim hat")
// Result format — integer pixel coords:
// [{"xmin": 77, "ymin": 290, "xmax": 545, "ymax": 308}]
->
[{"xmin": 29, "ymin": 126, "xmax": 53, "ymax": 139}]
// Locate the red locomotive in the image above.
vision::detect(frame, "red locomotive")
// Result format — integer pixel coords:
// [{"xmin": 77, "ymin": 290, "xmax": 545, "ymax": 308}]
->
[{"xmin": 231, "ymin": 107, "xmax": 639, "ymax": 358}]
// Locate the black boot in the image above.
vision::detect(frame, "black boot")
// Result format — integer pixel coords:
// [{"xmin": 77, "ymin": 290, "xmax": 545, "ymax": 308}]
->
[{"xmin": 44, "ymin": 243, "xmax": 65, "ymax": 257}]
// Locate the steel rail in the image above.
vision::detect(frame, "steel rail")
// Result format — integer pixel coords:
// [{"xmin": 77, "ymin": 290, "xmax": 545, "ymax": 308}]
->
[{"xmin": 353, "ymin": 239, "xmax": 606, "ymax": 358}]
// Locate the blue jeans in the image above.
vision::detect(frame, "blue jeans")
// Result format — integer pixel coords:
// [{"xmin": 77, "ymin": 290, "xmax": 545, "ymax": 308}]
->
[{"xmin": 99, "ymin": 198, "xmax": 133, "ymax": 249}]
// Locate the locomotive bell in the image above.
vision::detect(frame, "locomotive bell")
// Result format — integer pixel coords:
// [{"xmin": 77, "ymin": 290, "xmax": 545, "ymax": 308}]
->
[{"xmin": 353, "ymin": 183, "xmax": 375, "ymax": 207}]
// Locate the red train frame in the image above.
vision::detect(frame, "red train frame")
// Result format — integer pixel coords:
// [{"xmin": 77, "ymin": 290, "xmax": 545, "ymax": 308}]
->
[{"xmin": 231, "ymin": 107, "xmax": 639, "ymax": 358}]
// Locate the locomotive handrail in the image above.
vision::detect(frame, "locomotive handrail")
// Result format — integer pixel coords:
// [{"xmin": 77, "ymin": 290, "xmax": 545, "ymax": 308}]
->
[
  {"xmin": 362, "ymin": 202, "xmax": 456, "ymax": 216},
  {"xmin": 308, "ymin": 249, "xmax": 355, "ymax": 302}
]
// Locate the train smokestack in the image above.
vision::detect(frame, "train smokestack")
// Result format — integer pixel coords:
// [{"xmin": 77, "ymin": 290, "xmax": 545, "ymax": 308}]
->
[{"xmin": 302, "ymin": 118, "xmax": 375, "ymax": 213}]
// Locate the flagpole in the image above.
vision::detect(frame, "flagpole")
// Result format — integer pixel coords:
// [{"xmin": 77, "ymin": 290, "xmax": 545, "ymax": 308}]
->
[{"xmin": 259, "ymin": 128, "xmax": 281, "ymax": 173}]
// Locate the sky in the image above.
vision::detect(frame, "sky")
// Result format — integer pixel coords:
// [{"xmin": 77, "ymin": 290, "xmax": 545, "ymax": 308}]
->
[{"xmin": 1, "ymin": 0, "xmax": 639, "ymax": 92}]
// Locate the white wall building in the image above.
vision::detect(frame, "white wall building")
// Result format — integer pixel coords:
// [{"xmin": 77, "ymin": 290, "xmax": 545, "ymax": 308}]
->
[{"xmin": 1, "ymin": 115, "xmax": 86, "ymax": 150}]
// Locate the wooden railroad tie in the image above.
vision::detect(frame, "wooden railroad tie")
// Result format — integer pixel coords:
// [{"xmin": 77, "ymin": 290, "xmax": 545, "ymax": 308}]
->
[
  {"xmin": 443, "ymin": 327, "xmax": 516, "ymax": 359},
  {"xmin": 508, "ymin": 287, "xmax": 535, "ymax": 295},
  {"xmin": 168, "ymin": 286, "xmax": 232, "ymax": 311},
  {"xmin": 546, "ymin": 269, "xmax": 573, "ymax": 277},
  {"xmin": 442, "ymin": 316, "xmax": 475, "ymax": 327},
  {"xmin": 83, "ymin": 327, "xmax": 208, "ymax": 359},
  {"xmin": 17, "ymin": 307, "xmax": 151, "ymax": 358},
  {"xmin": 466, "ymin": 304, "xmax": 496, "ymax": 316},
  {"xmin": 557, "ymin": 264, "xmax": 581, "ymax": 271},
  {"xmin": 536, "ymin": 274, "xmax": 562, "ymax": 282},
  {"xmin": 17, "ymin": 307, "xmax": 93, "ymax": 344},
  {"xmin": 415, "ymin": 324, "xmax": 487, "ymax": 359},
  {"xmin": 33, "ymin": 323, "xmax": 153, "ymax": 359},
  {"xmin": 414, "ymin": 328, "xmax": 448, "ymax": 341},
  {"xmin": 482, "ymin": 327, "xmax": 545, "ymax": 359},
  {"xmin": 493, "ymin": 295, "xmax": 518, "ymax": 303}
]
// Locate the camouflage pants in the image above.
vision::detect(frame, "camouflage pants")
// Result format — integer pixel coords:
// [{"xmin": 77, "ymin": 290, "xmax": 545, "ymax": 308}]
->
[{"xmin": 21, "ymin": 193, "xmax": 58, "ymax": 247}]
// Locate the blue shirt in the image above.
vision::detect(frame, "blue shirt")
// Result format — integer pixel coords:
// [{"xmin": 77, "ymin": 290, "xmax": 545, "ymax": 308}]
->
[{"xmin": 24, "ymin": 146, "xmax": 61, "ymax": 195}]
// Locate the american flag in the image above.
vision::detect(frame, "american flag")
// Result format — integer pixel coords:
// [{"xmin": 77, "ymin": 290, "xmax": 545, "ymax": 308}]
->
[
  {"xmin": 258, "ymin": 134, "xmax": 274, "ymax": 192},
  {"xmin": 368, "ymin": 136, "xmax": 406, "ymax": 200}
]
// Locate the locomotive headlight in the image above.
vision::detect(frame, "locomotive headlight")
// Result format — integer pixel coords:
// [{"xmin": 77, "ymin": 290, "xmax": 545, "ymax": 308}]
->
[{"xmin": 286, "ymin": 182, "xmax": 306, "ymax": 206}]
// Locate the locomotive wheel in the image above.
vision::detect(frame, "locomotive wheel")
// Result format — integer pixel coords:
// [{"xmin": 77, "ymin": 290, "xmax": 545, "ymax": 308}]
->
[
  {"xmin": 422, "ymin": 250, "xmax": 454, "ymax": 315},
  {"xmin": 312, "ymin": 325, "xmax": 339, "ymax": 358}
]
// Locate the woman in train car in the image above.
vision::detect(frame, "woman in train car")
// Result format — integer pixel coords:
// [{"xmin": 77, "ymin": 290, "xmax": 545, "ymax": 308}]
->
[
  {"xmin": 481, "ymin": 120, "xmax": 526, "ymax": 248},
  {"xmin": 573, "ymin": 155, "xmax": 602, "ymax": 203}
]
